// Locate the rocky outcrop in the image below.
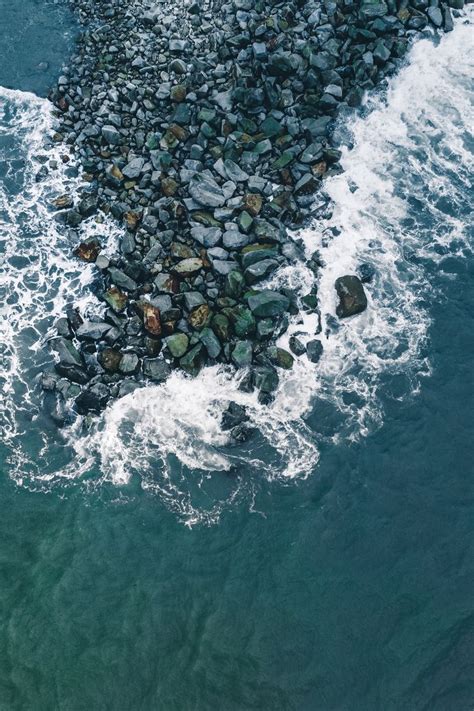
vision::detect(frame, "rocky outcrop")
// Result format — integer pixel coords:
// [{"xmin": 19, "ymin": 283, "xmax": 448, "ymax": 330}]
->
[{"xmin": 42, "ymin": 0, "xmax": 460, "ymax": 414}]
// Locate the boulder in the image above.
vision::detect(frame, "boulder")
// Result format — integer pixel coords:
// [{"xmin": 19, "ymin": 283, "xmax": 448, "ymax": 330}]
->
[{"xmin": 335, "ymin": 275, "xmax": 368, "ymax": 318}]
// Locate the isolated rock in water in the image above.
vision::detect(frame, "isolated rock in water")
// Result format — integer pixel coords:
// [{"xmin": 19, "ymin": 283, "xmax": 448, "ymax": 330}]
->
[
  {"xmin": 306, "ymin": 340, "xmax": 323, "ymax": 363},
  {"xmin": 335, "ymin": 276, "xmax": 368, "ymax": 319}
]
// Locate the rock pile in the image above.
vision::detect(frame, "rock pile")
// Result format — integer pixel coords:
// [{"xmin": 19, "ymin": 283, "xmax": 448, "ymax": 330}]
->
[{"xmin": 43, "ymin": 0, "xmax": 461, "ymax": 415}]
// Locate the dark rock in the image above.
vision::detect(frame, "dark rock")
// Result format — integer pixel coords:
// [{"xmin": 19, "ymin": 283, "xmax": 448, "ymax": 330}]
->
[
  {"xmin": 75, "ymin": 383, "xmax": 110, "ymax": 414},
  {"xmin": 335, "ymin": 275, "xmax": 368, "ymax": 318},
  {"xmin": 143, "ymin": 358, "xmax": 171, "ymax": 381},
  {"xmin": 306, "ymin": 340, "xmax": 323, "ymax": 363},
  {"xmin": 247, "ymin": 290, "xmax": 290, "ymax": 318}
]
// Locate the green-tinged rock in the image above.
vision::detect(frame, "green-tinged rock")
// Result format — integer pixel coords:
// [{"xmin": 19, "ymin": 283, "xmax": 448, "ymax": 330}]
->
[
  {"xmin": 241, "ymin": 245, "xmax": 279, "ymax": 269},
  {"xmin": 256, "ymin": 318, "xmax": 275, "ymax": 340},
  {"xmin": 200, "ymin": 328, "xmax": 221, "ymax": 359},
  {"xmin": 252, "ymin": 365, "xmax": 279, "ymax": 393},
  {"xmin": 232, "ymin": 340, "xmax": 253, "ymax": 368},
  {"xmin": 289, "ymin": 335, "xmax": 306, "ymax": 356},
  {"xmin": 266, "ymin": 346, "xmax": 294, "ymax": 370},
  {"xmin": 260, "ymin": 116, "xmax": 282, "ymax": 137},
  {"xmin": 180, "ymin": 343, "xmax": 205, "ymax": 376},
  {"xmin": 247, "ymin": 290, "xmax": 290, "ymax": 318},
  {"xmin": 226, "ymin": 305, "xmax": 256, "ymax": 338},
  {"xmin": 238, "ymin": 211, "xmax": 253, "ymax": 233},
  {"xmin": 104, "ymin": 286, "xmax": 128, "ymax": 312},
  {"xmin": 165, "ymin": 333, "xmax": 189, "ymax": 358},
  {"xmin": 225, "ymin": 270, "xmax": 245, "ymax": 299},
  {"xmin": 212, "ymin": 313, "xmax": 231, "ymax": 342},
  {"xmin": 301, "ymin": 293, "xmax": 319, "ymax": 312},
  {"xmin": 272, "ymin": 151, "xmax": 294, "ymax": 170}
]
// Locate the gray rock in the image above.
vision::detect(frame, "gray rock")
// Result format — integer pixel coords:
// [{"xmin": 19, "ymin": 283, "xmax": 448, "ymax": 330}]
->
[
  {"xmin": 76, "ymin": 321, "xmax": 111, "ymax": 341},
  {"xmin": 244, "ymin": 259, "xmax": 280, "ymax": 285},
  {"xmin": 190, "ymin": 225, "xmax": 222, "ymax": 247},
  {"xmin": 306, "ymin": 340, "xmax": 323, "ymax": 363},
  {"xmin": 143, "ymin": 358, "xmax": 171, "ymax": 381},
  {"xmin": 102, "ymin": 125, "xmax": 121, "ymax": 144},
  {"xmin": 189, "ymin": 173, "xmax": 226, "ymax": 208},
  {"xmin": 108, "ymin": 267, "xmax": 138, "ymax": 291},
  {"xmin": 122, "ymin": 157, "xmax": 145, "ymax": 180},
  {"xmin": 119, "ymin": 353, "xmax": 140, "ymax": 374}
]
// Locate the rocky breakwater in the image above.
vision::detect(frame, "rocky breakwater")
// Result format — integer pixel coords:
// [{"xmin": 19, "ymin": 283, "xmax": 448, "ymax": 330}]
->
[{"xmin": 43, "ymin": 0, "xmax": 462, "ymax": 419}]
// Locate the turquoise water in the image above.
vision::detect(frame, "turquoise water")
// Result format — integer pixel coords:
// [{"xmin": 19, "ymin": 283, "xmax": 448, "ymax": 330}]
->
[{"xmin": 0, "ymin": 3, "xmax": 473, "ymax": 709}]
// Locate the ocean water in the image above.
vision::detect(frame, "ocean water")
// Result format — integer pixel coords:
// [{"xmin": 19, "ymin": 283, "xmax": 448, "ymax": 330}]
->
[{"xmin": 0, "ymin": 3, "xmax": 473, "ymax": 709}]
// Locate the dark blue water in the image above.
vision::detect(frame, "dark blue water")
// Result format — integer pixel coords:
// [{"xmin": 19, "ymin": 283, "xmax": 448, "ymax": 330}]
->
[{"xmin": 0, "ymin": 3, "xmax": 473, "ymax": 709}]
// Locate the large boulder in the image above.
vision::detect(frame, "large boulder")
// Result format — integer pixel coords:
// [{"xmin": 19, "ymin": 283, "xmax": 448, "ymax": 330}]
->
[{"xmin": 335, "ymin": 276, "xmax": 368, "ymax": 319}]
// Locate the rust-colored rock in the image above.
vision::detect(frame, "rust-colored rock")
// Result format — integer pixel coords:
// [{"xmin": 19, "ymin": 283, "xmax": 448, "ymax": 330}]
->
[
  {"xmin": 73, "ymin": 237, "xmax": 101, "ymax": 263},
  {"xmin": 243, "ymin": 193, "xmax": 263, "ymax": 216},
  {"xmin": 188, "ymin": 303, "xmax": 211, "ymax": 331},
  {"xmin": 140, "ymin": 302, "xmax": 162, "ymax": 336},
  {"xmin": 104, "ymin": 286, "xmax": 128, "ymax": 312}
]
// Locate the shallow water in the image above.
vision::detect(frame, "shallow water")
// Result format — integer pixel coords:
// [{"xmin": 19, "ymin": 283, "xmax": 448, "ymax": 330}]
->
[{"xmin": 0, "ymin": 4, "xmax": 473, "ymax": 709}]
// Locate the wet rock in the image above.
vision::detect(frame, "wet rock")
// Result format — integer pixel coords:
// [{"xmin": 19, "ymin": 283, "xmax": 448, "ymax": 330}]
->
[
  {"xmin": 74, "ymin": 237, "xmax": 101, "ymax": 263},
  {"xmin": 306, "ymin": 340, "xmax": 323, "ymax": 363},
  {"xmin": 75, "ymin": 383, "xmax": 110, "ymax": 414},
  {"xmin": 180, "ymin": 343, "xmax": 205, "ymax": 376},
  {"xmin": 252, "ymin": 365, "xmax": 279, "ymax": 393},
  {"xmin": 165, "ymin": 333, "xmax": 189, "ymax": 358},
  {"xmin": 247, "ymin": 290, "xmax": 290, "ymax": 318},
  {"xmin": 358, "ymin": 263, "xmax": 375, "ymax": 284},
  {"xmin": 221, "ymin": 402, "xmax": 249, "ymax": 431},
  {"xmin": 232, "ymin": 340, "xmax": 253, "ymax": 368},
  {"xmin": 266, "ymin": 346, "xmax": 294, "ymax": 370},
  {"xmin": 142, "ymin": 358, "xmax": 171, "ymax": 381},
  {"xmin": 335, "ymin": 275, "xmax": 368, "ymax": 319},
  {"xmin": 289, "ymin": 335, "xmax": 306, "ymax": 357}
]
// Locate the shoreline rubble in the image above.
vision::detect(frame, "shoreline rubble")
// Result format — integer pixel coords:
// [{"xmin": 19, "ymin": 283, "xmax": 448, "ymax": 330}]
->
[{"xmin": 42, "ymin": 0, "xmax": 462, "ymax": 417}]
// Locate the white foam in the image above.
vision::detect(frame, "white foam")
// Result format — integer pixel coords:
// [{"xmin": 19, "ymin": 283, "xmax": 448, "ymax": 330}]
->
[{"xmin": 0, "ymin": 87, "xmax": 120, "ymax": 462}]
